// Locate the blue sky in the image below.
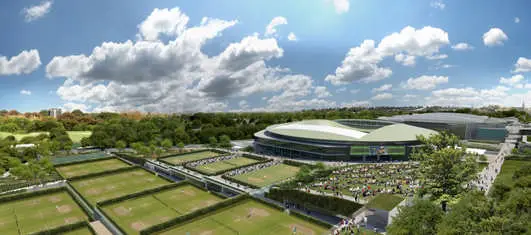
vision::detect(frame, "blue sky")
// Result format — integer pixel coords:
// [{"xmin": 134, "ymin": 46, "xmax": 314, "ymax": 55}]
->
[{"xmin": 1, "ymin": 0, "xmax": 530, "ymax": 113}]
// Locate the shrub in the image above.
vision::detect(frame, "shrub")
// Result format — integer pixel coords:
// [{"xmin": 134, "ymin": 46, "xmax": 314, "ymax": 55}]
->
[
  {"xmin": 29, "ymin": 221, "xmax": 93, "ymax": 235},
  {"xmin": 67, "ymin": 166, "xmax": 136, "ymax": 181},
  {"xmin": 97, "ymin": 183, "xmax": 183, "ymax": 207}
]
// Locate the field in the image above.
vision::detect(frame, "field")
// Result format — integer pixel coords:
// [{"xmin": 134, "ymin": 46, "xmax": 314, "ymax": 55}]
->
[
  {"xmin": 101, "ymin": 184, "xmax": 223, "ymax": 234},
  {"xmin": 194, "ymin": 157, "xmax": 260, "ymax": 175},
  {"xmin": 56, "ymin": 158, "xmax": 130, "ymax": 179},
  {"xmin": 365, "ymin": 194, "xmax": 404, "ymax": 211},
  {"xmin": 161, "ymin": 151, "xmax": 221, "ymax": 165},
  {"xmin": 0, "ymin": 191, "xmax": 88, "ymax": 235},
  {"xmin": 0, "ymin": 131, "xmax": 91, "ymax": 143},
  {"xmin": 494, "ymin": 156, "xmax": 531, "ymax": 188},
  {"xmin": 232, "ymin": 164, "xmax": 300, "ymax": 188},
  {"xmin": 156, "ymin": 199, "xmax": 329, "ymax": 235},
  {"xmin": 70, "ymin": 168, "xmax": 171, "ymax": 206}
]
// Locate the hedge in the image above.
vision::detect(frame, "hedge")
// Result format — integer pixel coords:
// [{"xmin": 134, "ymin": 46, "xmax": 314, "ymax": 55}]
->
[
  {"xmin": 65, "ymin": 185, "xmax": 96, "ymax": 221},
  {"xmin": 95, "ymin": 206, "xmax": 128, "ymax": 235},
  {"xmin": 139, "ymin": 194, "xmax": 250, "ymax": 235},
  {"xmin": 54, "ymin": 156, "xmax": 115, "ymax": 167},
  {"xmin": 265, "ymin": 188, "xmax": 363, "ymax": 217},
  {"xmin": 66, "ymin": 182, "xmax": 95, "ymax": 218},
  {"xmin": 67, "ymin": 165, "xmax": 137, "ymax": 181},
  {"xmin": 221, "ymin": 175, "xmax": 260, "ymax": 189},
  {"xmin": 283, "ymin": 159, "xmax": 314, "ymax": 168},
  {"xmin": 0, "ymin": 186, "xmax": 65, "ymax": 203},
  {"xmin": 157, "ymin": 149, "xmax": 231, "ymax": 166},
  {"xmin": 252, "ymin": 196, "xmax": 333, "ymax": 229},
  {"xmin": 97, "ymin": 183, "xmax": 184, "ymax": 207},
  {"xmin": 114, "ymin": 152, "xmax": 147, "ymax": 165},
  {"xmin": 29, "ymin": 221, "xmax": 95, "ymax": 235}
]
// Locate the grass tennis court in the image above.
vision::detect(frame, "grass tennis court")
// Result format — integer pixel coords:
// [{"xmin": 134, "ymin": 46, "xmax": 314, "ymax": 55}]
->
[
  {"xmin": 70, "ymin": 168, "xmax": 171, "ymax": 206},
  {"xmin": 366, "ymin": 194, "xmax": 404, "ymax": 211},
  {"xmin": 194, "ymin": 157, "xmax": 260, "ymax": 175},
  {"xmin": 0, "ymin": 191, "xmax": 88, "ymax": 235},
  {"xmin": 66, "ymin": 131, "xmax": 92, "ymax": 143},
  {"xmin": 161, "ymin": 151, "xmax": 221, "ymax": 165},
  {"xmin": 56, "ymin": 158, "xmax": 130, "ymax": 179},
  {"xmin": 156, "ymin": 199, "xmax": 329, "ymax": 235},
  {"xmin": 62, "ymin": 225, "xmax": 94, "ymax": 235},
  {"xmin": 101, "ymin": 184, "xmax": 223, "ymax": 234},
  {"xmin": 231, "ymin": 164, "xmax": 300, "ymax": 188}
]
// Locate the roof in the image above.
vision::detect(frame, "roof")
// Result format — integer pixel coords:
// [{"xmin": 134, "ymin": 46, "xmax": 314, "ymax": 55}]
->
[
  {"xmin": 379, "ymin": 112, "xmax": 508, "ymax": 124},
  {"xmin": 263, "ymin": 119, "xmax": 437, "ymax": 142}
]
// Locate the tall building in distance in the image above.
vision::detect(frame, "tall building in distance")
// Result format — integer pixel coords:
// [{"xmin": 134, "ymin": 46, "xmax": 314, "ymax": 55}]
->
[{"xmin": 48, "ymin": 108, "xmax": 62, "ymax": 118}]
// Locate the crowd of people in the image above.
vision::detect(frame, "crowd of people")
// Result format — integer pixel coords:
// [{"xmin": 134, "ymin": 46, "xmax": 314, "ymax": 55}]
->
[
  {"xmin": 473, "ymin": 147, "xmax": 507, "ymax": 193},
  {"xmin": 225, "ymin": 160, "xmax": 281, "ymax": 177},
  {"xmin": 186, "ymin": 154, "xmax": 237, "ymax": 168},
  {"xmin": 307, "ymin": 163, "xmax": 419, "ymax": 200},
  {"xmin": 330, "ymin": 217, "xmax": 379, "ymax": 235}
]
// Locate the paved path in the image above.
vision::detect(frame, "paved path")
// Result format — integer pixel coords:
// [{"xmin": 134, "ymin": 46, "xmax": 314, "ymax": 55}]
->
[{"xmin": 90, "ymin": 221, "xmax": 112, "ymax": 235}]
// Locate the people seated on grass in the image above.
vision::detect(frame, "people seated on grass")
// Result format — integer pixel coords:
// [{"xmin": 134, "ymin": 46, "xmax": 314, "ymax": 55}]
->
[
  {"xmin": 306, "ymin": 163, "xmax": 420, "ymax": 200},
  {"xmin": 187, "ymin": 154, "xmax": 237, "ymax": 168},
  {"xmin": 225, "ymin": 160, "xmax": 281, "ymax": 177}
]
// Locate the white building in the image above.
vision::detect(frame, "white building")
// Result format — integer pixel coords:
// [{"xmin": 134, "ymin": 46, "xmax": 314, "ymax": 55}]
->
[{"xmin": 48, "ymin": 108, "xmax": 62, "ymax": 118}]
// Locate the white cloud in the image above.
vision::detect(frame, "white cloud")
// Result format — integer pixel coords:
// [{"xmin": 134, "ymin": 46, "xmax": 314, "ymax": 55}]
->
[
  {"xmin": 0, "ymin": 49, "xmax": 41, "ymax": 75},
  {"xmin": 238, "ymin": 100, "xmax": 249, "ymax": 109},
  {"xmin": 20, "ymin": 90, "xmax": 32, "ymax": 95},
  {"xmin": 403, "ymin": 94, "xmax": 418, "ymax": 100},
  {"xmin": 426, "ymin": 86, "xmax": 521, "ymax": 107},
  {"xmin": 426, "ymin": 54, "xmax": 448, "ymax": 60},
  {"xmin": 401, "ymin": 75, "xmax": 449, "ymax": 90},
  {"xmin": 513, "ymin": 57, "xmax": 531, "ymax": 73},
  {"xmin": 62, "ymin": 103, "xmax": 90, "ymax": 112},
  {"xmin": 430, "ymin": 0, "xmax": 445, "ymax": 10},
  {"xmin": 265, "ymin": 16, "xmax": 287, "ymax": 37},
  {"xmin": 483, "ymin": 28, "xmax": 508, "ymax": 47},
  {"xmin": 325, "ymin": 40, "xmax": 391, "ymax": 85},
  {"xmin": 372, "ymin": 84, "xmax": 392, "ymax": 92},
  {"xmin": 377, "ymin": 26, "xmax": 450, "ymax": 57},
  {"xmin": 23, "ymin": 0, "xmax": 52, "ymax": 22},
  {"xmin": 341, "ymin": 100, "xmax": 371, "ymax": 107},
  {"xmin": 287, "ymin": 32, "xmax": 297, "ymax": 41},
  {"xmin": 394, "ymin": 53, "xmax": 416, "ymax": 66},
  {"xmin": 514, "ymin": 17, "xmax": 520, "ymax": 23},
  {"xmin": 137, "ymin": 7, "xmax": 190, "ymax": 41},
  {"xmin": 451, "ymin": 42, "xmax": 474, "ymax": 51},
  {"xmin": 336, "ymin": 87, "xmax": 347, "ymax": 93},
  {"xmin": 314, "ymin": 86, "xmax": 331, "ymax": 98},
  {"xmin": 371, "ymin": 93, "xmax": 393, "ymax": 100},
  {"xmin": 329, "ymin": 0, "xmax": 350, "ymax": 14},
  {"xmin": 499, "ymin": 74, "xmax": 525, "ymax": 88},
  {"xmin": 350, "ymin": 89, "xmax": 360, "ymax": 94}
]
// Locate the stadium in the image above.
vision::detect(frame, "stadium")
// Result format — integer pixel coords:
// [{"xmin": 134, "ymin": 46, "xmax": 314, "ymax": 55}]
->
[{"xmin": 253, "ymin": 119, "xmax": 438, "ymax": 161}]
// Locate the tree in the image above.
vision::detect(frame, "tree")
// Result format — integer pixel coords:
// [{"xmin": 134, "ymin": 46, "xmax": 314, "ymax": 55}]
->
[
  {"xmin": 208, "ymin": 136, "xmax": 218, "ymax": 148},
  {"xmin": 161, "ymin": 139, "xmax": 173, "ymax": 150},
  {"xmin": 177, "ymin": 142, "xmax": 185, "ymax": 153},
  {"xmin": 218, "ymin": 135, "xmax": 232, "ymax": 148},
  {"xmin": 80, "ymin": 137, "xmax": 91, "ymax": 147},
  {"xmin": 315, "ymin": 162, "xmax": 326, "ymax": 171},
  {"xmin": 115, "ymin": 140, "xmax": 126, "ymax": 151},
  {"xmin": 387, "ymin": 199, "xmax": 444, "ymax": 235}
]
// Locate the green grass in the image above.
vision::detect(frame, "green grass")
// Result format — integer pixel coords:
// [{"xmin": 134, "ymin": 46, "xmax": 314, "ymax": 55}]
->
[
  {"xmin": 231, "ymin": 164, "xmax": 300, "ymax": 188},
  {"xmin": 56, "ymin": 158, "xmax": 130, "ymax": 179},
  {"xmin": 0, "ymin": 191, "xmax": 88, "ymax": 235},
  {"xmin": 162, "ymin": 151, "xmax": 221, "ymax": 165},
  {"xmin": 195, "ymin": 157, "xmax": 260, "ymax": 175},
  {"xmin": 365, "ymin": 194, "xmax": 404, "ymax": 211},
  {"xmin": 101, "ymin": 184, "xmax": 224, "ymax": 234},
  {"xmin": 70, "ymin": 168, "xmax": 171, "ymax": 206},
  {"xmin": 494, "ymin": 157, "xmax": 531, "ymax": 188},
  {"xmin": 61, "ymin": 225, "xmax": 94, "ymax": 235},
  {"xmin": 0, "ymin": 131, "xmax": 91, "ymax": 143},
  {"xmin": 156, "ymin": 199, "xmax": 330, "ymax": 235}
]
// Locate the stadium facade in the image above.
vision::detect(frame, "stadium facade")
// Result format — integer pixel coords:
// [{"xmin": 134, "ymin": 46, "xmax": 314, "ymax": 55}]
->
[
  {"xmin": 378, "ymin": 113, "xmax": 511, "ymax": 142},
  {"xmin": 253, "ymin": 119, "xmax": 437, "ymax": 161}
]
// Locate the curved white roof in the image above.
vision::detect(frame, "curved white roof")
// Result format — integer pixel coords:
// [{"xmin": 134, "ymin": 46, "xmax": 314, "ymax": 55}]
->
[{"xmin": 274, "ymin": 123, "xmax": 368, "ymax": 139}]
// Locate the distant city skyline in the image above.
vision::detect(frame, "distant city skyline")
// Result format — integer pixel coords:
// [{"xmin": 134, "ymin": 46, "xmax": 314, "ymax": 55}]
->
[{"xmin": 1, "ymin": 0, "xmax": 530, "ymax": 113}]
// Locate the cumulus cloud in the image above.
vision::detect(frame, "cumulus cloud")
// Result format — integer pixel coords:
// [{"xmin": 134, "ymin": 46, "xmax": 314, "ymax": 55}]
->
[
  {"xmin": 513, "ymin": 57, "xmax": 531, "ymax": 73},
  {"xmin": 451, "ymin": 42, "xmax": 474, "ymax": 51},
  {"xmin": 238, "ymin": 100, "xmax": 249, "ymax": 109},
  {"xmin": 46, "ymin": 7, "xmax": 319, "ymax": 113},
  {"xmin": 62, "ymin": 102, "xmax": 91, "ymax": 112},
  {"xmin": 426, "ymin": 86, "xmax": 524, "ymax": 107},
  {"xmin": 371, "ymin": 93, "xmax": 393, "ymax": 100},
  {"xmin": 401, "ymin": 75, "xmax": 449, "ymax": 90},
  {"xmin": 137, "ymin": 7, "xmax": 190, "ymax": 41},
  {"xmin": 20, "ymin": 90, "xmax": 32, "ymax": 95},
  {"xmin": 426, "ymin": 54, "xmax": 448, "ymax": 60},
  {"xmin": 287, "ymin": 32, "xmax": 297, "ymax": 41},
  {"xmin": 499, "ymin": 74, "xmax": 525, "ymax": 88},
  {"xmin": 314, "ymin": 86, "xmax": 331, "ymax": 98},
  {"xmin": 329, "ymin": 0, "xmax": 350, "ymax": 14},
  {"xmin": 0, "ymin": 49, "xmax": 41, "ymax": 75},
  {"xmin": 341, "ymin": 100, "xmax": 371, "ymax": 107},
  {"xmin": 326, "ymin": 26, "xmax": 449, "ymax": 85},
  {"xmin": 265, "ymin": 16, "xmax": 287, "ymax": 37},
  {"xmin": 483, "ymin": 28, "xmax": 508, "ymax": 46},
  {"xmin": 430, "ymin": 0, "xmax": 445, "ymax": 10},
  {"xmin": 23, "ymin": 1, "xmax": 52, "ymax": 22},
  {"xmin": 372, "ymin": 84, "xmax": 392, "ymax": 93}
]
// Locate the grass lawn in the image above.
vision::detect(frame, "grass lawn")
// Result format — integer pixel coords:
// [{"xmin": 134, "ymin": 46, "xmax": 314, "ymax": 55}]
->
[
  {"xmin": 365, "ymin": 194, "xmax": 404, "ymax": 211},
  {"xmin": 101, "ymin": 184, "xmax": 223, "ymax": 234},
  {"xmin": 56, "ymin": 158, "xmax": 130, "ymax": 179},
  {"xmin": 0, "ymin": 131, "xmax": 47, "ymax": 140},
  {"xmin": 0, "ymin": 191, "xmax": 88, "ymax": 235},
  {"xmin": 156, "ymin": 199, "xmax": 330, "ymax": 235},
  {"xmin": 194, "ymin": 157, "xmax": 260, "ymax": 175},
  {"xmin": 231, "ymin": 164, "xmax": 300, "ymax": 188},
  {"xmin": 66, "ymin": 131, "xmax": 92, "ymax": 143},
  {"xmin": 61, "ymin": 225, "xmax": 94, "ymax": 235},
  {"xmin": 161, "ymin": 151, "xmax": 221, "ymax": 165},
  {"xmin": 70, "ymin": 168, "xmax": 171, "ymax": 206},
  {"xmin": 494, "ymin": 157, "xmax": 531, "ymax": 188}
]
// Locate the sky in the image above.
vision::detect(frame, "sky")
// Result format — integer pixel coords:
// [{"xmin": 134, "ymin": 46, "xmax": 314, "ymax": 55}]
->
[{"xmin": 1, "ymin": 0, "xmax": 531, "ymax": 113}]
